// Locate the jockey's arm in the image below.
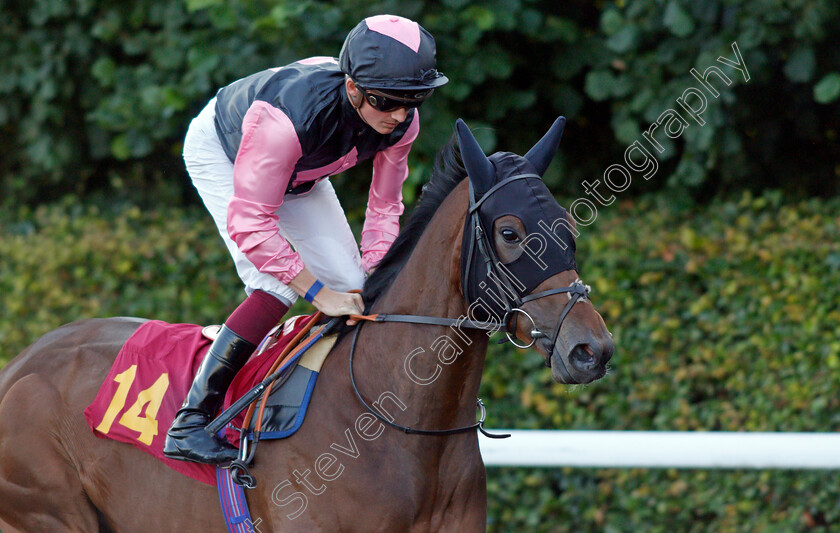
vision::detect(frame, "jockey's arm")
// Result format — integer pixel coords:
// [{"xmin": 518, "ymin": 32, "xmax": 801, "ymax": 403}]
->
[
  {"xmin": 228, "ymin": 102, "xmax": 363, "ymax": 322},
  {"xmin": 360, "ymin": 109, "xmax": 420, "ymax": 271}
]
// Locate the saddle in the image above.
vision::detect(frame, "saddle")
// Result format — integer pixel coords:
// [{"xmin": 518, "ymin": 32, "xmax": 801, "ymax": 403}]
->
[
  {"xmin": 84, "ymin": 313, "xmax": 334, "ymax": 486},
  {"xmin": 216, "ymin": 315, "xmax": 336, "ymax": 441}
]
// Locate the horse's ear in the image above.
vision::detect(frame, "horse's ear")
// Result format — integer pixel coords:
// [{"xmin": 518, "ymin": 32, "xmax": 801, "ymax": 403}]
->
[
  {"xmin": 456, "ymin": 119, "xmax": 495, "ymax": 197},
  {"xmin": 524, "ymin": 116, "xmax": 566, "ymax": 177}
]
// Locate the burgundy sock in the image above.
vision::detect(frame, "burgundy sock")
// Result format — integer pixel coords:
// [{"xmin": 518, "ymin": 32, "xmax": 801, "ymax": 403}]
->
[{"xmin": 224, "ymin": 290, "xmax": 290, "ymax": 345}]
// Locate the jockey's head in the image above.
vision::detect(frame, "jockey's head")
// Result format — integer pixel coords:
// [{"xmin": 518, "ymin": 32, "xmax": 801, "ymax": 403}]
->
[{"xmin": 340, "ymin": 15, "xmax": 448, "ymax": 115}]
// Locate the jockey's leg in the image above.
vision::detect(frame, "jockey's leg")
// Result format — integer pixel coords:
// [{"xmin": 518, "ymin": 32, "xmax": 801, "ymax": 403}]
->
[
  {"xmin": 164, "ymin": 290, "xmax": 288, "ymax": 463},
  {"xmin": 168, "ymin": 102, "xmax": 296, "ymax": 463}
]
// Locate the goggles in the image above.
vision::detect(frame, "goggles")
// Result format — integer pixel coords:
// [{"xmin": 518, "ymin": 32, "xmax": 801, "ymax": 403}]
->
[{"xmin": 357, "ymin": 86, "xmax": 433, "ymax": 112}]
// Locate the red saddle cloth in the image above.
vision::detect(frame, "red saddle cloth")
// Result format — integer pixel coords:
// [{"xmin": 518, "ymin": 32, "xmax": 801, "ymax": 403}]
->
[{"xmin": 83, "ymin": 316, "xmax": 315, "ymax": 485}]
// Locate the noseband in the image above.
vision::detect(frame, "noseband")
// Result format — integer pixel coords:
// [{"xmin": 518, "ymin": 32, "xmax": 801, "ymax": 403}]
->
[{"xmin": 348, "ymin": 174, "xmax": 591, "ymax": 437}]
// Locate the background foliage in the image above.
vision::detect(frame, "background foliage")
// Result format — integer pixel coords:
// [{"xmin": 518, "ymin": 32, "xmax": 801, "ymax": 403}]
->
[
  {"xmin": 2, "ymin": 0, "xmax": 839, "ymax": 208},
  {"xmin": 2, "ymin": 193, "xmax": 839, "ymax": 531},
  {"xmin": 2, "ymin": 0, "xmax": 840, "ymax": 530}
]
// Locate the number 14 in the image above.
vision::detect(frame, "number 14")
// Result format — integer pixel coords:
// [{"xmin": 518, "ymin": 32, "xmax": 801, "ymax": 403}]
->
[{"xmin": 95, "ymin": 365, "xmax": 170, "ymax": 446}]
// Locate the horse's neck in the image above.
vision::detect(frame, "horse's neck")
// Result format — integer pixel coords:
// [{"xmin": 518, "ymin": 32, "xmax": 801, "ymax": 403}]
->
[
  {"xmin": 252, "ymin": 184, "xmax": 487, "ymax": 527},
  {"xmin": 360, "ymin": 183, "xmax": 489, "ymax": 429}
]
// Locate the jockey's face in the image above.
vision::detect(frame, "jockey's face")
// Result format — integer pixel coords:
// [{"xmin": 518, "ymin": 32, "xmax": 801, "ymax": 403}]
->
[
  {"xmin": 359, "ymin": 104, "xmax": 409, "ymax": 135},
  {"xmin": 346, "ymin": 77, "xmax": 411, "ymax": 135}
]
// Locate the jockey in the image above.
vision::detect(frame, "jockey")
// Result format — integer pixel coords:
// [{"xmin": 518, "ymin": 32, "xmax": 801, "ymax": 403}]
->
[{"xmin": 164, "ymin": 15, "xmax": 448, "ymax": 464}]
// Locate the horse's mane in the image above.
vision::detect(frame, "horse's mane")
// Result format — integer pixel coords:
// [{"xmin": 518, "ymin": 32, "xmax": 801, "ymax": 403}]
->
[
  {"xmin": 326, "ymin": 134, "xmax": 466, "ymax": 339},
  {"xmin": 361, "ymin": 133, "xmax": 466, "ymax": 307}
]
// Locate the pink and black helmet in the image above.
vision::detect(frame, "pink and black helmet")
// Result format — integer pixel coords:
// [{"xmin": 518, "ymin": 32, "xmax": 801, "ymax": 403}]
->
[{"xmin": 339, "ymin": 15, "xmax": 449, "ymax": 93}]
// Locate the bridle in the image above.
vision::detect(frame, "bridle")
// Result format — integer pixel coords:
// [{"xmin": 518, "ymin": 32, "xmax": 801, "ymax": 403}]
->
[
  {"xmin": 348, "ymin": 173, "xmax": 592, "ymax": 437},
  {"xmin": 461, "ymin": 174, "xmax": 592, "ymax": 376}
]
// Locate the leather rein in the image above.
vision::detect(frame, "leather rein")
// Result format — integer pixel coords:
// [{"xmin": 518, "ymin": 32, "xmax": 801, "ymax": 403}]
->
[{"xmin": 347, "ymin": 173, "xmax": 592, "ymax": 438}]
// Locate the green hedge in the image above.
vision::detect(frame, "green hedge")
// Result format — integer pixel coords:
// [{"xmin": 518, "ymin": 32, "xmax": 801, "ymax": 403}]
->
[
  {"xmin": 2, "ymin": 0, "xmax": 840, "ymax": 207},
  {"xmin": 2, "ymin": 191, "xmax": 838, "ymax": 530},
  {"xmin": 0, "ymin": 200, "xmax": 243, "ymax": 354}
]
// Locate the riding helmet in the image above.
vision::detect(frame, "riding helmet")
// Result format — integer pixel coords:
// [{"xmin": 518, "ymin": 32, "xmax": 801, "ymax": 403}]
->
[{"xmin": 339, "ymin": 15, "xmax": 449, "ymax": 91}]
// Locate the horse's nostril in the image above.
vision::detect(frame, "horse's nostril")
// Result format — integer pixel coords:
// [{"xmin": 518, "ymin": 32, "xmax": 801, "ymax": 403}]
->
[{"xmin": 570, "ymin": 344, "xmax": 598, "ymax": 372}]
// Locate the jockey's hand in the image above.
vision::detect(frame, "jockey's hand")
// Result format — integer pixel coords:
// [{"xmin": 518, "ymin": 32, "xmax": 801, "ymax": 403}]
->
[
  {"xmin": 288, "ymin": 268, "xmax": 364, "ymax": 326},
  {"xmin": 312, "ymin": 288, "xmax": 364, "ymax": 326}
]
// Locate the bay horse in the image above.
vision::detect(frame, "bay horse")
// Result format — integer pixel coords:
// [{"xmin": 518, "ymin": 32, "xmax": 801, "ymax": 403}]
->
[{"xmin": 0, "ymin": 117, "xmax": 613, "ymax": 532}]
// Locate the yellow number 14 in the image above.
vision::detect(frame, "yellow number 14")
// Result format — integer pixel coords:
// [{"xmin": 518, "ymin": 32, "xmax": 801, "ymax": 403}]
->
[{"xmin": 95, "ymin": 365, "xmax": 170, "ymax": 446}]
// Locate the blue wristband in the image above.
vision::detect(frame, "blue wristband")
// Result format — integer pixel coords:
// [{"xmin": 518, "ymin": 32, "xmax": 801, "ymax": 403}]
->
[{"xmin": 304, "ymin": 280, "xmax": 324, "ymax": 303}]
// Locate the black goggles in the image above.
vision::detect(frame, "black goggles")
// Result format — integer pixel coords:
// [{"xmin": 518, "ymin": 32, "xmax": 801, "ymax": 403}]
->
[{"xmin": 357, "ymin": 86, "xmax": 433, "ymax": 112}]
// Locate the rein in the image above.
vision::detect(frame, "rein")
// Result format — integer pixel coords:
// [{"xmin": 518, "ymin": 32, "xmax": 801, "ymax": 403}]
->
[
  {"xmin": 349, "ymin": 313, "xmax": 500, "ymax": 331},
  {"xmin": 344, "ymin": 280, "xmax": 589, "ymax": 438},
  {"xmin": 348, "ymin": 318, "xmax": 510, "ymax": 439}
]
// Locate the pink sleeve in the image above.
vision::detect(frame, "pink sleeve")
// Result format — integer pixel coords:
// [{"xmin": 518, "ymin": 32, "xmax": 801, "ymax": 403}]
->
[
  {"xmin": 360, "ymin": 110, "xmax": 420, "ymax": 272},
  {"xmin": 227, "ymin": 101, "xmax": 306, "ymax": 285}
]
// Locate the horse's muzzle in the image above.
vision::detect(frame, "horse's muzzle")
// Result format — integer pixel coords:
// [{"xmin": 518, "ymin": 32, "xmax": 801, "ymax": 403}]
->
[{"xmin": 547, "ymin": 334, "xmax": 614, "ymax": 385}]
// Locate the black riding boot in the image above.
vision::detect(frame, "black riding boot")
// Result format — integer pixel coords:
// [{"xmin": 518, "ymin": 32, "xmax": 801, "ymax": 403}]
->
[{"xmin": 163, "ymin": 325, "xmax": 256, "ymax": 464}]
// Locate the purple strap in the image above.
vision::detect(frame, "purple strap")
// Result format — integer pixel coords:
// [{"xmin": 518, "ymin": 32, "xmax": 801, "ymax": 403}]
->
[{"xmin": 216, "ymin": 466, "xmax": 260, "ymax": 532}]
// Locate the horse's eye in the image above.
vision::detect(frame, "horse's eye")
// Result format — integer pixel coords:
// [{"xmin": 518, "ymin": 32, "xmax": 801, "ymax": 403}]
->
[{"xmin": 500, "ymin": 228, "xmax": 520, "ymax": 243}]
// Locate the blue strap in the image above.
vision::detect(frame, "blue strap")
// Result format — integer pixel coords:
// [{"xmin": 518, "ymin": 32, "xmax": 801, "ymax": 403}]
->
[
  {"xmin": 304, "ymin": 280, "xmax": 324, "ymax": 303},
  {"xmin": 217, "ymin": 466, "xmax": 257, "ymax": 533}
]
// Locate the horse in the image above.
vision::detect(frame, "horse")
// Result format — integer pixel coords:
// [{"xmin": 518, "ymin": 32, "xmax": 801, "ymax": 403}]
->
[{"xmin": 0, "ymin": 117, "xmax": 614, "ymax": 532}]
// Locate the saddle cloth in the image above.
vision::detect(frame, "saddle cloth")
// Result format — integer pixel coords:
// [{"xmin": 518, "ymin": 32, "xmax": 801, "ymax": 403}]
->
[{"xmin": 83, "ymin": 315, "xmax": 334, "ymax": 485}]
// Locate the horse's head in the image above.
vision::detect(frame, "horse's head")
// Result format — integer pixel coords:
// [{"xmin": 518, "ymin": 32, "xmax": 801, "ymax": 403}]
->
[{"xmin": 456, "ymin": 118, "xmax": 614, "ymax": 385}]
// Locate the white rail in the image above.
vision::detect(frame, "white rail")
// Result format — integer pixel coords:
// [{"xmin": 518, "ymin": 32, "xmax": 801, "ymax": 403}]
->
[{"xmin": 479, "ymin": 430, "xmax": 840, "ymax": 469}]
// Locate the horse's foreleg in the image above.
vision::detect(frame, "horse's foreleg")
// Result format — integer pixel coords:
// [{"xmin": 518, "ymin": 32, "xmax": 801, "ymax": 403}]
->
[
  {"xmin": 0, "ymin": 374, "xmax": 100, "ymax": 532},
  {"xmin": 431, "ymin": 459, "xmax": 487, "ymax": 533}
]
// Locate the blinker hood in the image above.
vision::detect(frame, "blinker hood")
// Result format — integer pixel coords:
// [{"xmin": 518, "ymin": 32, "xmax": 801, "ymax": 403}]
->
[{"xmin": 456, "ymin": 117, "xmax": 577, "ymax": 322}]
